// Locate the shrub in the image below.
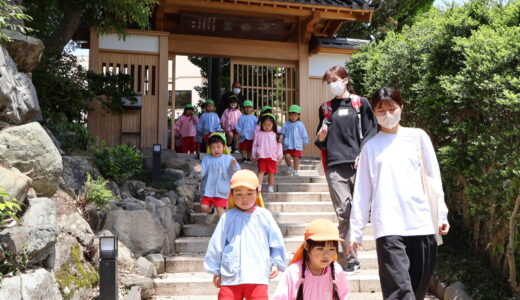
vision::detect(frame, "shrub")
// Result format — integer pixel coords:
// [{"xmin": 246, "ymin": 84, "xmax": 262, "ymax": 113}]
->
[
  {"xmin": 81, "ymin": 174, "xmax": 113, "ymax": 210},
  {"xmin": 0, "ymin": 0, "xmax": 33, "ymax": 42},
  {"xmin": 348, "ymin": 0, "xmax": 520, "ymax": 294},
  {"xmin": 92, "ymin": 144, "xmax": 143, "ymax": 184},
  {"xmin": 0, "ymin": 187, "xmax": 21, "ymax": 226},
  {"xmin": 46, "ymin": 117, "xmax": 94, "ymax": 152}
]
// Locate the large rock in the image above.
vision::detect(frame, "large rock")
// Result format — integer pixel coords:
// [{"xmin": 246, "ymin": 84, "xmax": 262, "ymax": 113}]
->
[
  {"xmin": 156, "ymin": 206, "xmax": 177, "ymax": 255},
  {"xmin": 176, "ymin": 185, "xmax": 196, "ymax": 202},
  {"xmin": 0, "ymin": 275, "xmax": 20, "ymax": 299},
  {"xmin": 0, "ymin": 45, "xmax": 40, "ymax": 125},
  {"xmin": 60, "ymin": 156, "xmax": 102, "ymax": 197},
  {"xmin": 0, "ymin": 198, "xmax": 58, "ymax": 265},
  {"xmin": 0, "ymin": 165, "xmax": 32, "ymax": 203},
  {"xmin": 136, "ymin": 256, "xmax": 157, "ymax": 278},
  {"xmin": 52, "ymin": 234, "xmax": 98, "ymax": 300},
  {"xmin": 123, "ymin": 277, "xmax": 153, "ymax": 299},
  {"xmin": 444, "ymin": 281, "xmax": 472, "ymax": 300},
  {"xmin": 103, "ymin": 209, "xmax": 166, "ymax": 257},
  {"xmin": 0, "ymin": 122, "xmax": 62, "ymax": 196},
  {"xmin": 2, "ymin": 29, "xmax": 44, "ymax": 73},
  {"xmin": 21, "ymin": 269, "xmax": 63, "ymax": 300},
  {"xmin": 61, "ymin": 213, "xmax": 95, "ymax": 247}
]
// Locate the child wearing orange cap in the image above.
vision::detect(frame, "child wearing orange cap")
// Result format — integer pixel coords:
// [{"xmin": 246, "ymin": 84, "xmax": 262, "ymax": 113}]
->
[
  {"xmin": 194, "ymin": 132, "xmax": 240, "ymax": 223},
  {"xmin": 273, "ymin": 219, "xmax": 349, "ymax": 300},
  {"xmin": 204, "ymin": 169, "xmax": 287, "ymax": 300}
]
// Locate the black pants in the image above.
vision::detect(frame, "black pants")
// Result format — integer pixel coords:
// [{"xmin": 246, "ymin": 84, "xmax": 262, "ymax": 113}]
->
[{"xmin": 376, "ymin": 235, "xmax": 437, "ymax": 300}]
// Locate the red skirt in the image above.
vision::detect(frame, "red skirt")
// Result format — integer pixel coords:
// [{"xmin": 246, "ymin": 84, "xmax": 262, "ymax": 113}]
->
[{"xmin": 239, "ymin": 140, "xmax": 253, "ymax": 151}]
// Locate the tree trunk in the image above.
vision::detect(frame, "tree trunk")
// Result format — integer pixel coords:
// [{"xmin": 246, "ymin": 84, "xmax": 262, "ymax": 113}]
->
[
  {"xmin": 506, "ymin": 188, "xmax": 520, "ymax": 294},
  {"xmin": 43, "ymin": 2, "xmax": 84, "ymax": 57}
]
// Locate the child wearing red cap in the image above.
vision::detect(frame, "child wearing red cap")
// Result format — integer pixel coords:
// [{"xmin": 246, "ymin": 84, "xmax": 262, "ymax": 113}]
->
[
  {"xmin": 204, "ymin": 169, "xmax": 286, "ymax": 300},
  {"xmin": 273, "ymin": 219, "xmax": 349, "ymax": 300}
]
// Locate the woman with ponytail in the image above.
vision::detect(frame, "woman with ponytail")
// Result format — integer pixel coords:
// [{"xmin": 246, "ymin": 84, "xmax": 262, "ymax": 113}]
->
[{"xmin": 273, "ymin": 219, "xmax": 349, "ymax": 300}]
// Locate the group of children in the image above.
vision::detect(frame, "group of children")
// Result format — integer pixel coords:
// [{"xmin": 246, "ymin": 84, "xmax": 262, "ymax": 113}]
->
[
  {"xmin": 204, "ymin": 169, "xmax": 349, "ymax": 300},
  {"xmin": 181, "ymin": 98, "xmax": 309, "ymax": 195}
]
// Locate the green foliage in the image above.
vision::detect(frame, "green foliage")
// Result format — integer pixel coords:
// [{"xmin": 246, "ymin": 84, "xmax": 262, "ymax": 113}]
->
[
  {"xmin": 349, "ymin": 0, "xmax": 520, "ymax": 293},
  {"xmin": 92, "ymin": 144, "xmax": 143, "ymax": 184},
  {"xmin": 0, "ymin": 243, "xmax": 29, "ymax": 281},
  {"xmin": 24, "ymin": 0, "xmax": 158, "ymax": 56},
  {"xmin": 0, "ymin": 0, "xmax": 33, "ymax": 42},
  {"xmin": 0, "ymin": 187, "xmax": 21, "ymax": 226},
  {"xmin": 82, "ymin": 174, "xmax": 113, "ymax": 210},
  {"xmin": 338, "ymin": 0, "xmax": 435, "ymax": 39},
  {"xmin": 55, "ymin": 243, "xmax": 99, "ymax": 299},
  {"xmin": 46, "ymin": 116, "xmax": 94, "ymax": 152},
  {"xmin": 32, "ymin": 54, "xmax": 137, "ymax": 123}
]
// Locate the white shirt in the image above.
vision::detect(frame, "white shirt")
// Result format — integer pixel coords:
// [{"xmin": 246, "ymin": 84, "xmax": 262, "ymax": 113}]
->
[{"xmin": 350, "ymin": 127, "xmax": 449, "ymax": 244}]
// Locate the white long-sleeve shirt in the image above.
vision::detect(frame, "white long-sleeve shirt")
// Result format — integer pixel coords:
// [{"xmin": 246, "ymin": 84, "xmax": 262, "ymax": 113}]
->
[{"xmin": 350, "ymin": 127, "xmax": 449, "ymax": 244}]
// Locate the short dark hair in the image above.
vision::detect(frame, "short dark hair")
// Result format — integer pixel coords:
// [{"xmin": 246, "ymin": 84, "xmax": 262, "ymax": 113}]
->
[
  {"xmin": 208, "ymin": 134, "xmax": 225, "ymax": 147},
  {"xmin": 371, "ymin": 87, "xmax": 404, "ymax": 109},
  {"xmin": 232, "ymin": 81, "xmax": 241, "ymax": 87},
  {"xmin": 322, "ymin": 65, "xmax": 355, "ymax": 94}
]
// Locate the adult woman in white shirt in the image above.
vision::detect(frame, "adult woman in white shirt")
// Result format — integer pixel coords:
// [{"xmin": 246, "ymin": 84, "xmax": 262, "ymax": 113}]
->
[{"xmin": 348, "ymin": 87, "xmax": 450, "ymax": 300}]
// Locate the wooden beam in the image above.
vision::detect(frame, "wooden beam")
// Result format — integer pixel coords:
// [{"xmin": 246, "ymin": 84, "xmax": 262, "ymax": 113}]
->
[
  {"xmin": 310, "ymin": 45, "xmax": 358, "ymax": 56},
  {"xmin": 162, "ymin": 0, "xmax": 372, "ymax": 22},
  {"xmin": 168, "ymin": 34, "xmax": 299, "ymax": 60},
  {"xmin": 302, "ymin": 12, "xmax": 320, "ymax": 43},
  {"xmin": 157, "ymin": 35, "xmax": 169, "ymax": 148},
  {"xmin": 155, "ymin": 0, "xmax": 167, "ymax": 30}
]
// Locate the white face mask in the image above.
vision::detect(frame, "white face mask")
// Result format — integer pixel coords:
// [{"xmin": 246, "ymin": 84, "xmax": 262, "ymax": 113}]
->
[
  {"xmin": 376, "ymin": 110, "xmax": 402, "ymax": 129},
  {"xmin": 329, "ymin": 80, "xmax": 347, "ymax": 97},
  {"xmin": 233, "ymin": 88, "xmax": 241, "ymax": 95},
  {"xmin": 230, "ymin": 103, "xmax": 238, "ymax": 109}
]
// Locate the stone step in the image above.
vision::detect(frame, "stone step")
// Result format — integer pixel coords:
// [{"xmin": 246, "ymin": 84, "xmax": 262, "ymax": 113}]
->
[
  {"xmin": 190, "ymin": 211, "xmax": 338, "ymax": 224},
  {"xmin": 153, "ymin": 269, "xmax": 381, "ymax": 296},
  {"xmin": 263, "ymin": 192, "xmax": 331, "ymax": 202},
  {"xmin": 183, "ymin": 222, "xmax": 374, "ymax": 237},
  {"xmin": 274, "ymin": 183, "xmax": 328, "ymax": 192},
  {"xmin": 193, "ymin": 201, "xmax": 334, "ymax": 213},
  {"xmin": 175, "ymin": 235, "xmax": 375, "ymax": 254},
  {"xmin": 165, "ymin": 250, "xmax": 378, "ymax": 273},
  {"xmin": 262, "ymin": 175, "xmax": 327, "ymax": 183},
  {"xmin": 154, "ymin": 293, "xmax": 385, "ymax": 300},
  {"xmin": 240, "ymin": 163, "xmax": 319, "ymax": 171}
]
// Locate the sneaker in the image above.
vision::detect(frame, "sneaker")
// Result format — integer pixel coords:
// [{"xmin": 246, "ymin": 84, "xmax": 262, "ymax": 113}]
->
[
  {"xmin": 204, "ymin": 209, "xmax": 218, "ymax": 225},
  {"xmin": 292, "ymin": 170, "xmax": 299, "ymax": 176},
  {"xmin": 344, "ymin": 259, "xmax": 361, "ymax": 274},
  {"xmin": 267, "ymin": 186, "xmax": 274, "ymax": 193},
  {"xmin": 286, "ymin": 166, "xmax": 293, "ymax": 176},
  {"xmin": 234, "ymin": 149, "xmax": 240, "ymax": 154},
  {"xmin": 242, "ymin": 158, "xmax": 247, "ymax": 163}
]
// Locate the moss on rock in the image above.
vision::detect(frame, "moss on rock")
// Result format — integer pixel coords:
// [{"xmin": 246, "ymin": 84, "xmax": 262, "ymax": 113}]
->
[{"xmin": 55, "ymin": 243, "xmax": 99, "ymax": 299}]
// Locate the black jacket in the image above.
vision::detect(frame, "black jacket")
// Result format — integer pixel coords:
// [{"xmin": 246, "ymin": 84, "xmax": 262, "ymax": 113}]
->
[{"xmin": 315, "ymin": 96, "xmax": 377, "ymax": 167}]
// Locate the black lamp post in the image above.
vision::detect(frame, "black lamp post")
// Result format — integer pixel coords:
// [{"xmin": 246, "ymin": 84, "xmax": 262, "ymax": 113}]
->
[
  {"xmin": 99, "ymin": 236, "xmax": 118, "ymax": 300},
  {"xmin": 152, "ymin": 144, "xmax": 161, "ymax": 182}
]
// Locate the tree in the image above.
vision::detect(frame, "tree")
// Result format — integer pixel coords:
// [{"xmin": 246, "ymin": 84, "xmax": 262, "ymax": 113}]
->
[
  {"xmin": 348, "ymin": 0, "xmax": 520, "ymax": 296},
  {"xmin": 0, "ymin": 0, "xmax": 33, "ymax": 42},
  {"xmin": 337, "ymin": 0, "xmax": 435, "ymax": 39},
  {"xmin": 23, "ymin": 0, "xmax": 157, "ymax": 57}
]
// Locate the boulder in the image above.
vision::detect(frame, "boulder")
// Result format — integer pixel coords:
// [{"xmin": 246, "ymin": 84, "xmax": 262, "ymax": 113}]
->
[
  {"xmin": 61, "ymin": 213, "xmax": 95, "ymax": 247},
  {"xmin": 0, "ymin": 45, "xmax": 40, "ymax": 125},
  {"xmin": 145, "ymin": 253, "xmax": 165, "ymax": 274},
  {"xmin": 0, "ymin": 165, "xmax": 32, "ymax": 203},
  {"xmin": 0, "ymin": 275, "xmax": 21, "ymax": 299},
  {"xmin": 0, "ymin": 198, "xmax": 58, "ymax": 265},
  {"xmin": 20, "ymin": 268, "xmax": 63, "ymax": 300},
  {"xmin": 163, "ymin": 168, "xmax": 184, "ymax": 182},
  {"xmin": 52, "ymin": 235, "xmax": 98, "ymax": 300},
  {"xmin": 84, "ymin": 204, "xmax": 102, "ymax": 233},
  {"xmin": 121, "ymin": 180, "xmax": 146, "ymax": 200},
  {"xmin": 136, "ymin": 256, "xmax": 157, "ymax": 278},
  {"xmin": 103, "ymin": 209, "xmax": 166, "ymax": 257},
  {"xmin": 144, "ymin": 196, "xmax": 167, "ymax": 216},
  {"xmin": 174, "ymin": 197, "xmax": 192, "ymax": 225},
  {"xmin": 1, "ymin": 29, "xmax": 44, "ymax": 73},
  {"xmin": 444, "ymin": 281, "xmax": 472, "ymax": 300},
  {"xmin": 123, "ymin": 286, "xmax": 142, "ymax": 300},
  {"xmin": 123, "ymin": 277, "xmax": 154, "ymax": 299},
  {"xmin": 163, "ymin": 191, "xmax": 178, "ymax": 205},
  {"xmin": 117, "ymin": 198, "xmax": 146, "ymax": 211},
  {"xmin": 60, "ymin": 156, "xmax": 102, "ymax": 197},
  {"xmin": 176, "ymin": 185, "xmax": 196, "ymax": 202},
  {"xmin": 0, "ymin": 122, "xmax": 62, "ymax": 196},
  {"xmin": 42, "ymin": 125, "xmax": 64, "ymax": 155},
  {"xmin": 156, "ymin": 206, "xmax": 177, "ymax": 254}
]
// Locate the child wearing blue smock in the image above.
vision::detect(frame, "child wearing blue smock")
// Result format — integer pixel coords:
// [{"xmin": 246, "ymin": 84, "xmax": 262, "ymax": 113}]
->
[
  {"xmin": 197, "ymin": 99, "xmax": 222, "ymax": 153},
  {"xmin": 236, "ymin": 100, "xmax": 257, "ymax": 163},
  {"xmin": 194, "ymin": 132, "xmax": 240, "ymax": 223},
  {"xmin": 279, "ymin": 105, "xmax": 309, "ymax": 176},
  {"xmin": 204, "ymin": 169, "xmax": 286, "ymax": 300}
]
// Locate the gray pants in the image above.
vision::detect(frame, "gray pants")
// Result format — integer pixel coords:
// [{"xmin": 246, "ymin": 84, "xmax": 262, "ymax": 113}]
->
[{"xmin": 325, "ymin": 163, "xmax": 356, "ymax": 260}]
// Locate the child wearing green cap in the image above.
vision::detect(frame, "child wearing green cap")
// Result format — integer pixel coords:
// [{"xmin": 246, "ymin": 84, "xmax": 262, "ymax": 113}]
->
[
  {"xmin": 174, "ymin": 104, "xmax": 199, "ymax": 153},
  {"xmin": 236, "ymin": 100, "xmax": 257, "ymax": 163},
  {"xmin": 196, "ymin": 99, "xmax": 222, "ymax": 153},
  {"xmin": 194, "ymin": 132, "xmax": 240, "ymax": 223},
  {"xmin": 279, "ymin": 105, "xmax": 309, "ymax": 176}
]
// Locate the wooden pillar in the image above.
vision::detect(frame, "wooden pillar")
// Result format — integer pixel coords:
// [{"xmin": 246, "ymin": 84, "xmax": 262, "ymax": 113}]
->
[{"xmin": 297, "ymin": 17, "xmax": 314, "ymax": 157}]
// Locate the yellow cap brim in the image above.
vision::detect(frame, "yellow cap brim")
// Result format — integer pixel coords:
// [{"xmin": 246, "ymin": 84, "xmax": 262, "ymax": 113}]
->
[{"xmin": 308, "ymin": 235, "xmax": 345, "ymax": 242}]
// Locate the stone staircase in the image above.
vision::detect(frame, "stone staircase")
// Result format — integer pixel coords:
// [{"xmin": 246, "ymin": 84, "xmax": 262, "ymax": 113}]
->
[{"xmin": 152, "ymin": 156, "xmax": 433, "ymax": 299}]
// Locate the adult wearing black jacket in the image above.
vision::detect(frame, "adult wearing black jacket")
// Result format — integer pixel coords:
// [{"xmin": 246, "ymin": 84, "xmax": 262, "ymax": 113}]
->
[
  {"xmin": 217, "ymin": 81, "xmax": 245, "ymax": 117},
  {"xmin": 315, "ymin": 65, "xmax": 377, "ymax": 272}
]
